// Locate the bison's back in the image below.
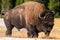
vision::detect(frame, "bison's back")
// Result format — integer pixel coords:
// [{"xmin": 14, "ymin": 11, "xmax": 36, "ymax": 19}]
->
[{"xmin": 14, "ymin": 1, "xmax": 46, "ymax": 28}]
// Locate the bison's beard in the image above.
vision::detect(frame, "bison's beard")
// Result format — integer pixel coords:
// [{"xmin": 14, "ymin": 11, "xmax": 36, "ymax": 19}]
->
[{"xmin": 43, "ymin": 21, "xmax": 54, "ymax": 36}]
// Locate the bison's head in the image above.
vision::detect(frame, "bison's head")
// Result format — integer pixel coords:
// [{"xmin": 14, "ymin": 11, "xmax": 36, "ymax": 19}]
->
[
  {"xmin": 44, "ymin": 10, "xmax": 55, "ymax": 29},
  {"xmin": 39, "ymin": 10, "xmax": 55, "ymax": 36},
  {"xmin": 44, "ymin": 10, "xmax": 55, "ymax": 36}
]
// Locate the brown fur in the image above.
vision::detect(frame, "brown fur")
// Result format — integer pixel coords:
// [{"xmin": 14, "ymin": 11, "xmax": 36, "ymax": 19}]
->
[
  {"xmin": 4, "ymin": 1, "xmax": 51, "ymax": 37},
  {"xmin": 19, "ymin": 1, "xmax": 46, "ymax": 30}
]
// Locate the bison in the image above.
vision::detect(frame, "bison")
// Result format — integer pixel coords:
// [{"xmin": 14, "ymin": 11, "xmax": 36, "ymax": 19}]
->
[{"xmin": 4, "ymin": 1, "xmax": 55, "ymax": 38}]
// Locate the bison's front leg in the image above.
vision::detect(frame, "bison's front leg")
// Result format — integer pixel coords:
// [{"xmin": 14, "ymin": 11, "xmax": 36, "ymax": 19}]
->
[
  {"xmin": 32, "ymin": 31, "xmax": 38, "ymax": 38},
  {"xmin": 45, "ymin": 31, "xmax": 50, "ymax": 37},
  {"xmin": 27, "ymin": 26, "xmax": 33, "ymax": 38},
  {"xmin": 27, "ymin": 25, "xmax": 38, "ymax": 38},
  {"xmin": 28, "ymin": 31, "xmax": 38, "ymax": 38},
  {"xmin": 32, "ymin": 26, "xmax": 39, "ymax": 38},
  {"xmin": 45, "ymin": 25, "xmax": 53, "ymax": 37}
]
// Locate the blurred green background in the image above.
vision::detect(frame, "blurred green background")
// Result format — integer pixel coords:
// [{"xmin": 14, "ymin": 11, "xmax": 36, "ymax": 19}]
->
[{"xmin": 0, "ymin": 0, "xmax": 60, "ymax": 18}]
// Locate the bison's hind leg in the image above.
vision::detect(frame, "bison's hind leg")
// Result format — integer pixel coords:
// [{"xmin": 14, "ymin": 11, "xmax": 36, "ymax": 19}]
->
[
  {"xmin": 5, "ymin": 23, "xmax": 14, "ymax": 36},
  {"xmin": 6, "ymin": 25, "xmax": 14, "ymax": 36}
]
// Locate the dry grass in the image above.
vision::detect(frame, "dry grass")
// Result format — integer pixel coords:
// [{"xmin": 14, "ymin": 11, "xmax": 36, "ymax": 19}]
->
[
  {"xmin": 0, "ymin": 18, "xmax": 60, "ymax": 39},
  {"xmin": 54, "ymin": 18, "xmax": 60, "ymax": 27}
]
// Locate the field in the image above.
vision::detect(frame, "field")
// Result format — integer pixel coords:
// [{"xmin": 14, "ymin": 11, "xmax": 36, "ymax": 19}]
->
[{"xmin": 0, "ymin": 18, "xmax": 60, "ymax": 39}]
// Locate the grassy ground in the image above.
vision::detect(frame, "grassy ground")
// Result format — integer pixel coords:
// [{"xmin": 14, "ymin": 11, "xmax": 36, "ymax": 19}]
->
[{"xmin": 0, "ymin": 18, "xmax": 60, "ymax": 39}]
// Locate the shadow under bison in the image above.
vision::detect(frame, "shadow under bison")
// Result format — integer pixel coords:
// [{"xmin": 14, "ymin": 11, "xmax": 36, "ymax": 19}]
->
[{"xmin": 3, "ymin": 1, "xmax": 55, "ymax": 38}]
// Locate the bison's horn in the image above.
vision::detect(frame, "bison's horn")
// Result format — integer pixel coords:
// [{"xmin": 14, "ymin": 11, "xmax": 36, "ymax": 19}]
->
[{"xmin": 52, "ymin": 11, "xmax": 55, "ymax": 14}]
